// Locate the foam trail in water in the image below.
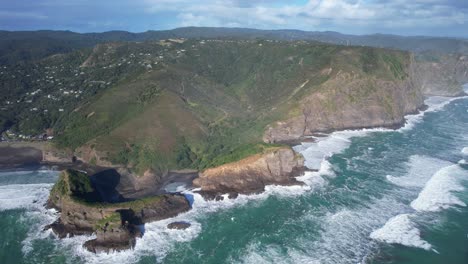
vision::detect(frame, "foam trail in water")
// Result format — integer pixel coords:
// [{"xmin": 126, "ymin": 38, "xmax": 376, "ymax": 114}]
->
[
  {"xmin": 294, "ymin": 128, "xmax": 389, "ymax": 171},
  {"xmin": 62, "ymin": 182, "xmax": 313, "ymax": 263},
  {"xmin": 0, "ymin": 183, "xmax": 53, "ymax": 211},
  {"xmin": 370, "ymin": 214, "xmax": 432, "ymax": 251},
  {"xmin": 0, "ymin": 182, "xmax": 59, "ymax": 254},
  {"xmin": 399, "ymin": 94, "xmax": 468, "ymax": 132},
  {"xmin": 411, "ymin": 164, "xmax": 467, "ymax": 212},
  {"xmin": 15, "ymin": 93, "xmax": 468, "ymax": 263},
  {"xmin": 386, "ymin": 155, "xmax": 453, "ymax": 188}
]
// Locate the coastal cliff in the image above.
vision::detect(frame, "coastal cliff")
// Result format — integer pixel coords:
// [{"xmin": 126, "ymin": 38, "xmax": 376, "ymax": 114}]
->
[
  {"xmin": 413, "ymin": 54, "xmax": 468, "ymax": 96},
  {"xmin": 263, "ymin": 52, "xmax": 468, "ymax": 143},
  {"xmin": 46, "ymin": 169, "xmax": 190, "ymax": 253},
  {"xmin": 193, "ymin": 147, "xmax": 304, "ymax": 198}
]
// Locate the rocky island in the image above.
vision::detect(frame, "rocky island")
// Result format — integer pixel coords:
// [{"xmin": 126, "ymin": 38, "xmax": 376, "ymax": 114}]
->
[
  {"xmin": 46, "ymin": 169, "xmax": 190, "ymax": 253},
  {"xmin": 43, "ymin": 145, "xmax": 306, "ymax": 252},
  {"xmin": 0, "ymin": 30, "xmax": 467, "ymax": 254}
]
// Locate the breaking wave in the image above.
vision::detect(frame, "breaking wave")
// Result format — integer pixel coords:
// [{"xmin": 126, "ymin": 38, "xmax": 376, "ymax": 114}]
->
[{"xmin": 370, "ymin": 214, "xmax": 432, "ymax": 251}]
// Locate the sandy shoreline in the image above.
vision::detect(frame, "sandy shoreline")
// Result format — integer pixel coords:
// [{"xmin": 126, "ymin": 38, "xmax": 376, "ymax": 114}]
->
[{"xmin": 0, "ymin": 141, "xmax": 102, "ymax": 173}]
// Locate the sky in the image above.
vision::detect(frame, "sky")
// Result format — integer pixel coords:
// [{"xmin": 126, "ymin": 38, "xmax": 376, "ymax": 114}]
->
[{"xmin": 0, "ymin": 0, "xmax": 467, "ymax": 37}]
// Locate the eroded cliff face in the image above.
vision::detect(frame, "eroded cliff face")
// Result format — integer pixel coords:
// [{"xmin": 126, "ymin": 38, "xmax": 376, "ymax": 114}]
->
[
  {"xmin": 46, "ymin": 169, "xmax": 190, "ymax": 253},
  {"xmin": 192, "ymin": 147, "xmax": 304, "ymax": 198},
  {"xmin": 264, "ymin": 68, "xmax": 424, "ymax": 143},
  {"xmin": 413, "ymin": 54, "xmax": 468, "ymax": 96}
]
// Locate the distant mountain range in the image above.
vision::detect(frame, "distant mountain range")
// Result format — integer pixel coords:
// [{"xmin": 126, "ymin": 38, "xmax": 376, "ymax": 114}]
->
[{"xmin": 1, "ymin": 27, "xmax": 467, "ymax": 64}]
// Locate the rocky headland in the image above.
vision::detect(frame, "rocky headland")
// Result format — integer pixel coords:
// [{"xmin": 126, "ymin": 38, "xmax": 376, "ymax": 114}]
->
[
  {"xmin": 43, "ymin": 145, "xmax": 306, "ymax": 252},
  {"xmin": 45, "ymin": 169, "xmax": 191, "ymax": 253},
  {"xmin": 2, "ymin": 38, "xmax": 466, "ymax": 254},
  {"xmin": 193, "ymin": 146, "xmax": 305, "ymax": 199}
]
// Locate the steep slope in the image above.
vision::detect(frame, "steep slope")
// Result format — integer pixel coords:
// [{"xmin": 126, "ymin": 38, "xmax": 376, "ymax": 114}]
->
[
  {"xmin": 413, "ymin": 53, "xmax": 468, "ymax": 96},
  {"xmin": 264, "ymin": 49, "xmax": 424, "ymax": 142},
  {"xmin": 2, "ymin": 38, "xmax": 466, "ymax": 176},
  {"xmin": 193, "ymin": 146, "xmax": 305, "ymax": 198},
  {"xmin": 54, "ymin": 40, "xmax": 427, "ymax": 173}
]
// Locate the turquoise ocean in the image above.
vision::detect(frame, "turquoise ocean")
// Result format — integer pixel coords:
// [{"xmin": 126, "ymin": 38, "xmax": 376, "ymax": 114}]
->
[{"xmin": 1, "ymin": 86, "xmax": 468, "ymax": 264}]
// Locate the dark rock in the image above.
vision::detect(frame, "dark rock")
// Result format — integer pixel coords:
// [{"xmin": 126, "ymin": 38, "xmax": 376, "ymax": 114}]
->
[
  {"xmin": 46, "ymin": 170, "xmax": 192, "ymax": 253},
  {"xmin": 84, "ymin": 236, "xmax": 136, "ymax": 253},
  {"xmin": 167, "ymin": 221, "xmax": 191, "ymax": 230}
]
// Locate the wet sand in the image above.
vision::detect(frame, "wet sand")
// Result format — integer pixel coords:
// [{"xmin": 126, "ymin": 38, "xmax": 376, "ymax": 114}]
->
[{"xmin": 0, "ymin": 144, "xmax": 43, "ymax": 169}]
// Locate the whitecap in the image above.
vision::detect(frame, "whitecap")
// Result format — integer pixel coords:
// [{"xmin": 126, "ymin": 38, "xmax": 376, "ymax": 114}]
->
[
  {"xmin": 399, "ymin": 94, "xmax": 468, "ymax": 132},
  {"xmin": 0, "ymin": 183, "xmax": 53, "ymax": 211},
  {"xmin": 370, "ymin": 214, "xmax": 432, "ymax": 251},
  {"xmin": 0, "ymin": 182, "xmax": 59, "ymax": 254},
  {"xmin": 410, "ymin": 164, "xmax": 467, "ymax": 212},
  {"xmin": 294, "ymin": 128, "xmax": 389, "ymax": 171},
  {"xmin": 57, "ymin": 181, "xmax": 313, "ymax": 263},
  {"xmin": 462, "ymin": 147, "xmax": 468, "ymax": 156},
  {"xmin": 386, "ymin": 155, "xmax": 453, "ymax": 188}
]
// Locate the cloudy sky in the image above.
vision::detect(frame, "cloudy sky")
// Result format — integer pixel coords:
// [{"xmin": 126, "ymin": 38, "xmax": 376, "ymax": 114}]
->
[{"xmin": 1, "ymin": 0, "xmax": 467, "ymax": 37}]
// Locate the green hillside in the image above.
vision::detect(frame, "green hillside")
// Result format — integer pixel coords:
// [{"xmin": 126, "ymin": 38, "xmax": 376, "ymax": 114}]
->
[{"xmin": 1, "ymin": 39, "xmax": 412, "ymax": 174}]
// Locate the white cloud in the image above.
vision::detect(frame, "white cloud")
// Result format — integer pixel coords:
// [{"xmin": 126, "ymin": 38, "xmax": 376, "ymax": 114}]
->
[{"xmin": 142, "ymin": 0, "xmax": 467, "ymax": 32}]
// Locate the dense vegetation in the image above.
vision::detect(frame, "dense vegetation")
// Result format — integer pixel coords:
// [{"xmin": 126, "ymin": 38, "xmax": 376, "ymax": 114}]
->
[
  {"xmin": 50, "ymin": 169, "xmax": 99, "ymax": 203},
  {"xmin": 1, "ymin": 27, "xmax": 467, "ymax": 65},
  {"xmin": 1, "ymin": 37, "xmax": 415, "ymax": 173}
]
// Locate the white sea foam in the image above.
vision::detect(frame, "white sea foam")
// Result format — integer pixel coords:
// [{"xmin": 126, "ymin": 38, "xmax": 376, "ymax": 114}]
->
[
  {"xmin": 294, "ymin": 128, "xmax": 389, "ymax": 171},
  {"xmin": 399, "ymin": 94, "xmax": 468, "ymax": 132},
  {"xmin": 0, "ymin": 183, "xmax": 53, "ymax": 211},
  {"xmin": 57, "ymin": 182, "xmax": 313, "ymax": 264},
  {"xmin": 9, "ymin": 91, "xmax": 467, "ymax": 263},
  {"xmin": 237, "ymin": 193, "xmax": 416, "ymax": 264},
  {"xmin": 462, "ymin": 147, "xmax": 468, "ymax": 156},
  {"xmin": 0, "ymin": 182, "xmax": 59, "ymax": 255},
  {"xmin": 386, "ymin": 155, "xmax": 453, "ymax": 188},
  {"xmin": 296, "ymin": 159, "xmax": 334, "ymax": 188},
  {"xmin": 237, "ymin": 242, "xmax": 318, "ymax": 264},
  {"xmin": 411, "ymin": 164, "xmax": 467, "ymax": 212},
  {"xmin": 370, "ymin": 214, "xmax": 432, "ymax": 250}
]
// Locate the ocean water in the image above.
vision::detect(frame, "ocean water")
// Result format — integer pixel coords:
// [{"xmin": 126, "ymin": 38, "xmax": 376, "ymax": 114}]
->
[{"xmin": 1, "ymin": 90, "xmax": 468, "ymax": 264}]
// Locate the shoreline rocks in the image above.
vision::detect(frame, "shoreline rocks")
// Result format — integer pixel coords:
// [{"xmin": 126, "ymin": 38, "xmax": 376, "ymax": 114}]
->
[
  {"xmin": 263, "ymin": 70, "xmax": 426, "ymax": 144},
  {"xmin": 193, "ymin": 146, "xmax": 305, "ymax": 199},
  {"xmin": 167, "ymin": 221, "xmax": 191, "ymax": 230},
  {"xmin": 46, "ymin": 169, "xmax": 191, "ymax": 253}
]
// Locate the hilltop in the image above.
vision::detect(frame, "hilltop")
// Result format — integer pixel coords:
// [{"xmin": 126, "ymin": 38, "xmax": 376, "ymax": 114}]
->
[
  {"xmin": 0, "ymin": 31, "xmax": 467, "ymax": 179},
  {"xmin": 1, "ymin": 27, "xmax": 468, "ymax": 65},
  {"xmin": 0, "ymin": 40, "xmax": 427, "ymax": 171},
  {"xmin": 1, "ymin": 29, "xmax": 467, "ymax": 254}
]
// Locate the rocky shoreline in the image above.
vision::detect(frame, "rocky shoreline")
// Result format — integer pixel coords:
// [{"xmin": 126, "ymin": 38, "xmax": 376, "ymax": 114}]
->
[
  {"xmin": 44, "ymin": 169, "xmax": 192, "ymax": 253},
  {"xmin": 19, "ymin": 146, "xmax": 305, "ymax": 253},
  {"xmin": 193, "ymin": 147, "xmax": 306, "ymax": 200},
  {"xmin": 0, "ymin": 95, "xmax": 459, "ymax": 253}
]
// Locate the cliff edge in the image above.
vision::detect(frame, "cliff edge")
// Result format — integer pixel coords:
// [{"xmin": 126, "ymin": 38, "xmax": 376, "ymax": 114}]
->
[{"xmin": 193, "ymin": 146, "xmax": 305, "ymax": 199}]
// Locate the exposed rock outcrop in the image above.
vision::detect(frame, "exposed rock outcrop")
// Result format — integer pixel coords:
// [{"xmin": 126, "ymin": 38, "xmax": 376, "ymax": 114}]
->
[
  {"xmin": 46, "ymin": 169, "xmax": 190, "ymax": 253},
  {"xmin": 167, "ymin": 221, "xmax": 191, "ymax": 230},
  {"xmin": 264, "ymin": 70, "xmax": 424, "ymax": 143},
  {"xmin": 413, "ymin": 54, "xmax": 468, "ymax": 96},
  {"xmin": 193, "ymin": 147, "xmax": 305, "ymax": 198},
  {"xmin": 263, "ymin": 50, "xmax": 445, "ymax": 144}
]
